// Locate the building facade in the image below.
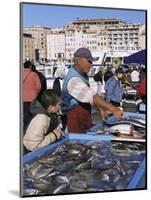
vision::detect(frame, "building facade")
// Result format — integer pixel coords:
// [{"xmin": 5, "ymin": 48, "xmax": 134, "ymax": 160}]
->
[
  {"xmin": 47, "ymin": 18, "xmax": 145, "ymax": 62},
  {"xmin": 71, "ymin": 18, "xmax": 125, "ymax": 27},
  {"xmin": 47, "ymin": 30, "xmax": 65, "ymax": 61},
  {"xmin": 24, "ymin": 25, "xmax": 51, "ymax": 62},
  {"xmin": 139, "ymin": 24, "xmax": 146, "ymax": 49},
  {"xmin": 23, "ymin": 33, "xmax": 35, "ymax": 61},
  {"xmin": 47, "ymin": 28, "xmax": 108, "ymax": 62},
  {"xmin": 107, "ymin": 24, "xmax": 141, "ymax": 51},
  {"xmin": 23, "ymin": 19, "xmax": 145, "ymax": 63}
]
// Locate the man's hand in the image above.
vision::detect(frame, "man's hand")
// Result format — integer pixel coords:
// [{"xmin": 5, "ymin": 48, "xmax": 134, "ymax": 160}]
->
[
  {"xmin": 112, "ymin": 107, "xmax": 123, "ymax": 119},
  {"xmin": 93, "ymin": 94, "xmax": 123, "ymax": 120},
  {"xmin": 53, "ymin": 128, "xmax": 64, "ymax": 139}
]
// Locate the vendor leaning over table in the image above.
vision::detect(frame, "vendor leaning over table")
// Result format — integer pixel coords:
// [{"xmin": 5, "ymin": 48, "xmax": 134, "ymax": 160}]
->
[
  {"xmin": 104, "ymin": 68, "xmax": 124, "ymax": 108},
  {"xmin": 61, "ymin": 47, "xmax": 123, "ymax": 133}
]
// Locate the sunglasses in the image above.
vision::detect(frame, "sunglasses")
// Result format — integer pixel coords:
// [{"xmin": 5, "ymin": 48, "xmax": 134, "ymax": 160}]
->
[{"xmin": 88, "ymin": 60, "xmax": 93, "ymax": 64}]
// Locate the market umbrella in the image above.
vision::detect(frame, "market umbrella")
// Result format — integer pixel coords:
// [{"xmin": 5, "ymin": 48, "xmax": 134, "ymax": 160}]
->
[{"xmin": 124, "ymin": 49, "xmax": 146, "ymax": 65}]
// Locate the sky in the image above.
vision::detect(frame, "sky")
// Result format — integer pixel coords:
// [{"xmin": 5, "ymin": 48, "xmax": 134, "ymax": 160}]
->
[{"xmin": 22, "ymin": 3, "xmax": 146, "ymax": 28}]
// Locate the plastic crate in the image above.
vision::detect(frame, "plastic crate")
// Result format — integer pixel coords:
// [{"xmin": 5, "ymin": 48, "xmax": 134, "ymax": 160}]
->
[
  {"xmin": 139, "ymin": 103, "xmax": 146, "ymax": 114},
  {"xmin": 23, "ymin": 133, "xmax": 146, "ymax": 190}
]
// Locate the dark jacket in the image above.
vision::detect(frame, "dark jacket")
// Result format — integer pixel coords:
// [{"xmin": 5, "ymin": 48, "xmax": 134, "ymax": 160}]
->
[
  {"xmin": 93, "ymin": 71, "xmax": 103, "ymax": 83},
  {"xmin": 32, "ymin": 69, "xmax": 47, "ymax": 99},
  {"xmin": 53, "ymin": 77, "xmax": 62, "ymax": 97},
  {"xmin": 24, "ymin": 100, "xmax": 59, "ymax": 134},
  {"xmin": 23, "ymin": 100, "xmax": 59, "ymax": 152},
  {"xmin": 104, "ymin": 71, "xmax": 113, "ymax": 83}
]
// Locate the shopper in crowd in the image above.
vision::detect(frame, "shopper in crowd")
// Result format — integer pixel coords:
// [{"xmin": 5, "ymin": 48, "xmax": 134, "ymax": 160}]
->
[
  {"xmin": 53, "ymin": 77, "xmax": 62, "ymax": 97},
  {"xmin": 32, "ymin": 64, "xmax": 47, "ymax": 100},
  {"xmin": 52, "ymin": 61, "xmax": 58, "ymax": 77},
  {"xmin": 139, "ymin": 67, "xmax": 146, "ymax": 83},
  {"xmin": 131, "ymin": 67, "xmax": 140, "ymax": 86},
  {"xmin": 104, "ymin": 68, "xmax": 124, "ymax": 107},
  {"xmin": 93, "ymin": 68, "xmax": 103, "ymax": 96},
  {"xmin": 122, "ymin": 69, "xmax": 132, "ymax": 87},
  {"xmin": 23, "ymin": 61, "xmax": 41, "ymax": 130},
  {"xmin": 133, "ymin": 70, "xmax": 146, "ymax": 104},
  {"xmin": 104, "ymin": 67, "xmax": 113, "ymax": 83}
]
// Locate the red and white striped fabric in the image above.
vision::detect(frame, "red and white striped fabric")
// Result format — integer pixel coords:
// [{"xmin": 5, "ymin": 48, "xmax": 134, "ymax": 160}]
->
[{"xmin": 67, "ymin": 77, "xmax": 96, "ymax": 105}]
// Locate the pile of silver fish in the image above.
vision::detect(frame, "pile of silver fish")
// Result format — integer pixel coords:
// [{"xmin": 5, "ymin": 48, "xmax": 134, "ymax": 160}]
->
[
  {"xmin": 23, "ymin": 141, "xmax": 145, "ymax": 196},
  {"xmin": 97, "ymin": 116, "xmax": 146, "ymax": 139}
]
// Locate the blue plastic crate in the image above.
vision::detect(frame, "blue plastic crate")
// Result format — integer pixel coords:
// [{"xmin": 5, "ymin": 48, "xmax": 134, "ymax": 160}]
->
[
  {"xmin": 139, "ymin": 103, "xmax": 146, "ymax": 114},
  {"xmin": 23, "ymin": 133, "xmax": 146, "ymax": 190},
  {"xmin": 128, "ymin": 158, "xmax": 146, "ymax": 189}
]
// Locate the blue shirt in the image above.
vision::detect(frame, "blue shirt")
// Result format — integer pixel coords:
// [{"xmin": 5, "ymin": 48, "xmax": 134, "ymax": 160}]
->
[{"xmin": 105, "ymin": 75, "xmax": 123, "ymax": 103}]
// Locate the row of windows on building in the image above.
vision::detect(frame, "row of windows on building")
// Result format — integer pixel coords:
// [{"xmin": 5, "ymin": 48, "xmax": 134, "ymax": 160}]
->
[
  {"xmin": 27, "ymin": 29, "xmax": 45, "ymax": 35},
  {"xmin": 108, "ymin": 41, "xmax": 138, "ymax": 45},
  {"xmin": 60, "ymin": 34, "xmax": 106, "ymax": 39},
  {"xmin": 109, "ymin": 46, "xmax": 140, "ymax": 50},
  {"xmin": 24, "ymin": 45, "xmax": 34, "ymax": 49},
  {"xmin": 108, "ymin": 33, "xmax": 138, "ymax": 36},
  {"xmin": 48, "ymin": 41, "xmax": 107, "ymax": 50}
]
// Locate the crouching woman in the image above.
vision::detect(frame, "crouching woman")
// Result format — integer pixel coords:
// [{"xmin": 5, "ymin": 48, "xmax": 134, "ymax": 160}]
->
[{"xmin": 23, "ymin": 89, "xmax": 64, "ymax": 152}]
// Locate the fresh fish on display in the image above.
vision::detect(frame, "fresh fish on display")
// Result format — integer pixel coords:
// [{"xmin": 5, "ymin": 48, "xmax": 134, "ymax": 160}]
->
[
  {"xmin": 111, "ymin": 119, "xmax": 145, "ymax": 129},
  {"xmin": 53, "ymin": 184, "xmax": 68, "ymax": 194},
  {"xmin": 113, "ymin": 174, "xmax": 121, "ymax": 183},
  {"xmin": 132, "ymin": 130, "xmax": 145, "ymax": 139},
  {"xmin": 33, "ymin": 179, "xmax": 50, "ymax": 191},
  {"xmin": 54, "ymin": 175, "xmax": 70, "ymax": 184},
  {"xmin": 76, "ymin": 161, "xmax": 91, "ymax": 170},
  {"xmin": 115, "ymin": 178, "xmax": 128, "ymax": 190},
  {"xmin": 96, "ymin": 118, "xmax": 145, "ymax": 139},
  {"xmin": 45, "ymin": 171, "xmax": 59, "ymax": 178},
  {"xmin": 25, "ymin": 162, "xmax": 43, "ymax": 179},
  {"xmin": 105, "ymin": 115, "xmax": 145, "ymax": 128},
  {"xmin": 108, "ymin": 124, "xmax": 134, "ymax": 135},
  {"xmin": 23, "ymin": 188, "xmax": 42, "ymax": 196},
  {"xmin": 69, "ymin": 179, "xmax": 87, "ymax": 192},
  {"xmin": 23, "ymin": 141, "xmax": 145, "ymax": 196},
  {"xmin": 86, "ymin": 187, "xmax": 104, "ymax": 192},
  {"xmin": 114, "ymin": 160, "xmax": 127, "ymax": 176},
  {"xmin": 125, "ymin": 116, "xmax": 145, "ymax": 125}
]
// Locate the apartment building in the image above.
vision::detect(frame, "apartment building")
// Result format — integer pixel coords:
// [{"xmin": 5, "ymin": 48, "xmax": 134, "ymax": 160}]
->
[
  {"xmin": 23, "ymin": 33, "xmax": 35, "ymax": 61},
  {"xmin": 139, "ymin": 24, "xmax": 146, "ymax": 49},
  {"xmin": 47, "ymin": 18, "xmax": 145, "ymax": 62},
  {"xmin": 70, "ymin": 18, "xmax": 145, "ymax": 51},
  {"xmin": 72, "ymin": 18, "xmax": 125, "ymax": 27},
  {"xmin": 47, "ymin": 30, "xmax": 65, "ymax": 61},
  {"xmin": 24, "ymin": 25, "xmax": 51, "ymax": 62},
  {"xmin": 47, "ymin": 27, "xmax": 109, "ymax": 62},
  {"xmin": 23, "ymin": 18, "xmax": 145, "ymax": 63},
  {"xmin": 107, "ymin": 24, "xmax": 141, "ymax": 51}
]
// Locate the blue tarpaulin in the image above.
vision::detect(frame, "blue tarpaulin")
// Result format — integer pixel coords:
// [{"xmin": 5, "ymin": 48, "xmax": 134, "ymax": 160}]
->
[{"xmin": 124, "ymin": 49, "xmax": 146, "ymax": 65}]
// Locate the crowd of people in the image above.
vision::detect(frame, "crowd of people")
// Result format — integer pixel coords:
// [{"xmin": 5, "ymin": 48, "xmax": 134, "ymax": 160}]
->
[
  {"xmin": 23, "ymin": 47, "xmax": 146, "ymax": 154},
  {"xmin": 93, "ymin": 64, "xmax": 146, "ymax": 104}
]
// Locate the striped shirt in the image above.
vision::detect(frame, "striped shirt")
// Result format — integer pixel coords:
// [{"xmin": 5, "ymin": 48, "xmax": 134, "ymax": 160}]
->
[{"xmin": 67, "ymin": 77, "xmax": 96, "ymax": 105}]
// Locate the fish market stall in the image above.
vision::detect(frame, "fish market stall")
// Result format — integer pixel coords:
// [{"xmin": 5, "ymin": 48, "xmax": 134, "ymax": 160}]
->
[
  {"xmin": 122, "ymin": 88, "xmax": 142, "ymax": 113},
  {"xmin": 122, "ymin": 99, "xmax": 142, "ymax": 113},
  {"xmin": 89, "ymin": 112, "xmax": 146, "ymax": 142},
  {"xmin": 22, "ymin": 130, "xmax": 146, "ymax": 196},
  {"xmin": 123, "ymin": 88, "xmax": 137, "ymax": 100},
  {"xmin": 138, "ymin": 102, "xmax": 146, "ymax": 114}
]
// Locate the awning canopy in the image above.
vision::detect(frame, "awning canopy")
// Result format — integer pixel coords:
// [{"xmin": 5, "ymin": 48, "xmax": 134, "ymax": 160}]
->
[{"xmin": 124, "ymin": 49, "xmax": 146, "ymax": 65}]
